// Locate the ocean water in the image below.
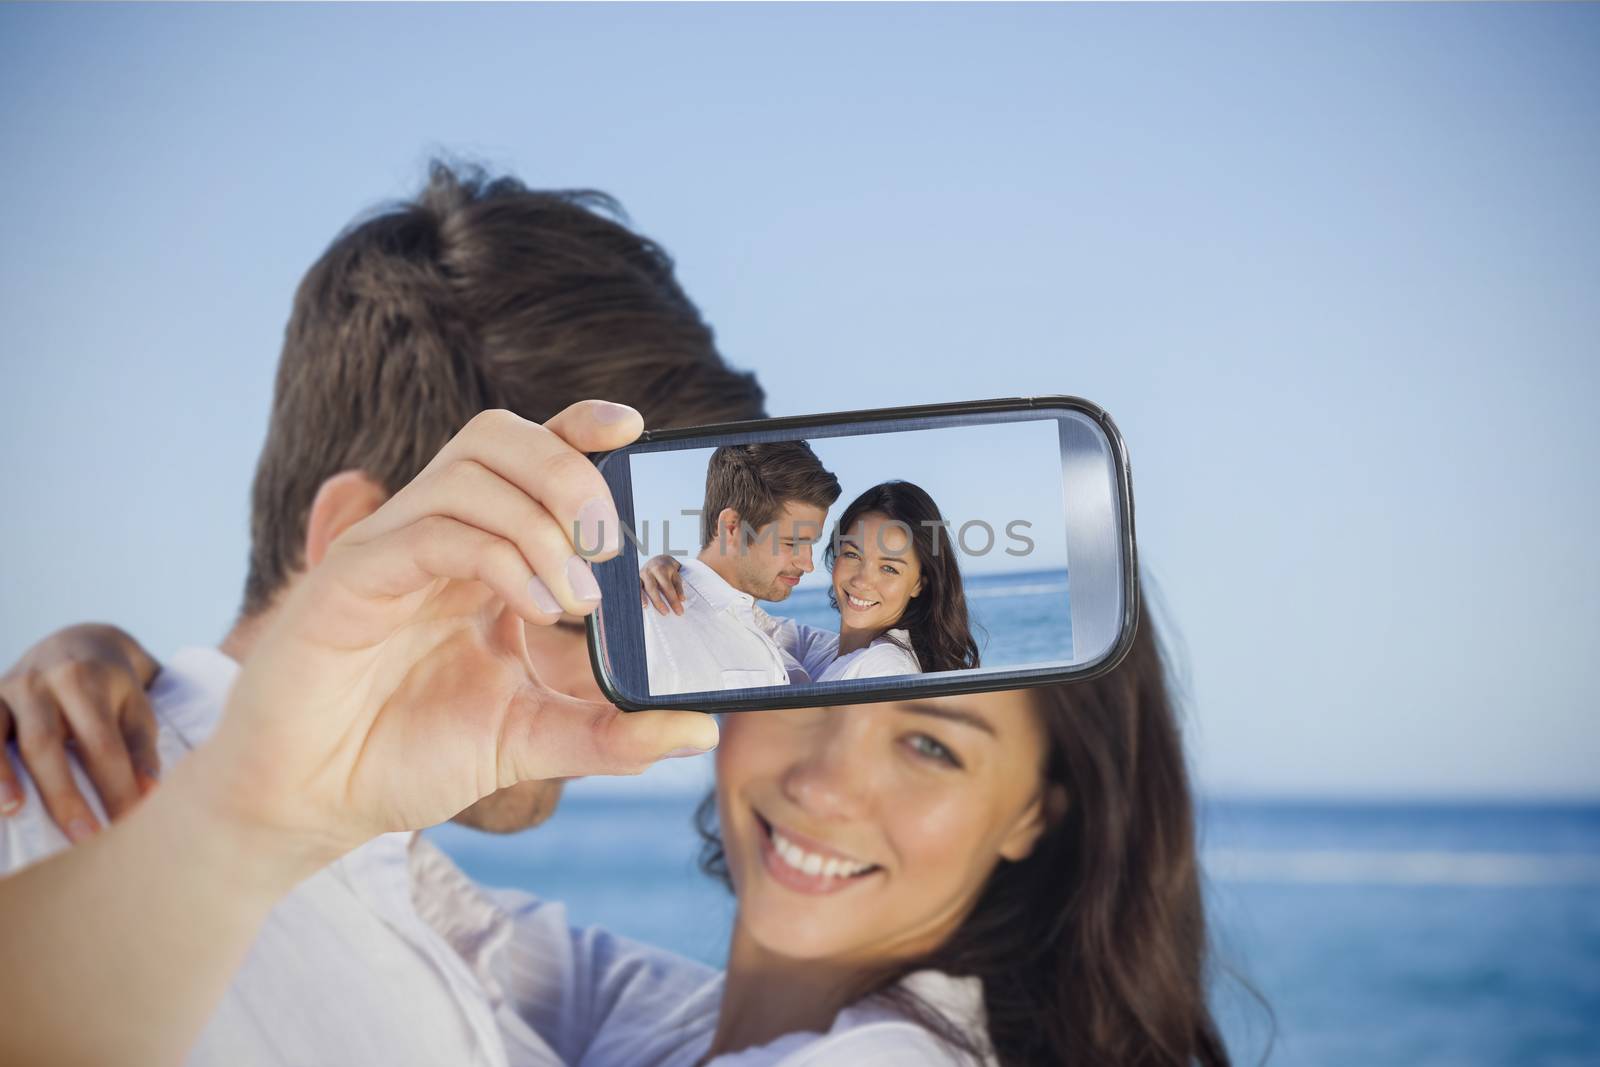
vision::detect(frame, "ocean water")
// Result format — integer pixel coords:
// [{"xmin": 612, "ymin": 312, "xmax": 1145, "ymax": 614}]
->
[
  {"xmin": 431, "ymin": 795, "xmax": 1600, "ymax": 1066},
  {"xmin": 781, "ymin": 566, "xmax": 1075, "ymax": 666}
]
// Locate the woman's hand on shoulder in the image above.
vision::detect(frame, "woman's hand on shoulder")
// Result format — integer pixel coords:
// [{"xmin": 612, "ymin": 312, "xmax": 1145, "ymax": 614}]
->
[
  {"xmin": 0, "ymin": 623, "xmax": 162, "ymax": 837},
  {"xmin": 639, "ymin": 554, "xmax": 686, "ymax": 615}
]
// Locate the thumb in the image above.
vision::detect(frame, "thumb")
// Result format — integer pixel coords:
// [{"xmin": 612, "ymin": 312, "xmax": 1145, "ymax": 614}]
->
[
  {"xmin": 542, "ymin": 399, "xmax": 645, "ymax": 454},
  {"xmin": 594, "ymin": 706, "xmax": 720, "ymax": 770},
  {"xmin": 503, "ymin": 690, "xmax": 719, "ymax": 781}
]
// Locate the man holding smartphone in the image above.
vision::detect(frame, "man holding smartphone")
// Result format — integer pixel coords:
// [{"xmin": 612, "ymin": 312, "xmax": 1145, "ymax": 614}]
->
[{"xmin": 0, "ymin": 161, "xmax": 761, "ymax": 1065}]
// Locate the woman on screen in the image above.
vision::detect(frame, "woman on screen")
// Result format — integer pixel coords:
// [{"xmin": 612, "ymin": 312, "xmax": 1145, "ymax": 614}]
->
[{"xmin": 642, "ymin": 480, "xmax": 982, "ymax": 682}]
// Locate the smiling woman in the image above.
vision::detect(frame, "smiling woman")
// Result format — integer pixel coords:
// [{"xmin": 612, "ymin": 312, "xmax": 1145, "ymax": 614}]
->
[
  {"xmin": 717, "ymin": 694, "xmax": 1052, "ymax": 966},
  {"xmin": 820, "ymin": 480, "xmax": 982, "ymax": 679},
  {"xmin": 690, "ymin": 598, "xmax": 1232, "ymax": 1066}
]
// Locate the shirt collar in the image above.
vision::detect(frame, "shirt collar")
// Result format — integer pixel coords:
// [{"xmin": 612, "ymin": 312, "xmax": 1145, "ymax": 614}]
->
[
  {"xmin": 148, "ymin": 647, "xmax": 425, "ymax": 903},
  {"xmin": 676, "ymin": 969, "xmax": 990, "ymax": 1062},
  {"xmin": 148, "ymin": 645, "xmax": 241, "ymax": 751},
  {"xmin": 677, "ymin": 557, "xmax": 758, "ymax": 615},
  {"xmin": 148, "ymin": 647, "xmax": 501, "ymax": 1045},
  {"xmin": 148, "ymin": 649, "xmax": 422, "ymax": 895}
]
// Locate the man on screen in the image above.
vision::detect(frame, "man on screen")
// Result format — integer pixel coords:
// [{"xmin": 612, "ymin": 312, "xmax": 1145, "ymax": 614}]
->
[{"xmin": 641, "ymin": 442, "xmax": 840, "ymax": 695}]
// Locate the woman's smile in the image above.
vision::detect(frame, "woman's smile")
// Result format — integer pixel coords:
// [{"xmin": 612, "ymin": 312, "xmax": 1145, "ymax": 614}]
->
[
  {"xmin": 842, "ymin": 589, "xmax": 879, "ymax": 611},
  {"xmin": 754, "ymin": 811, "xmax": 883, "ymax": 895}
]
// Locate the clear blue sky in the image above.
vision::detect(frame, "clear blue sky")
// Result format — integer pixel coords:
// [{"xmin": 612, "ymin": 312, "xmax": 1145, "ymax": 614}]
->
[{"xmin": 2, "ymin": 4, "xmax": 1596, "ymax": 798}]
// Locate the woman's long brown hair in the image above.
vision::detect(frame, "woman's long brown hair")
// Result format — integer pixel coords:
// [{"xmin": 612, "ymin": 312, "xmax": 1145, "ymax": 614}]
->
[{"xmin": 697, "ymin": 588, "xmax": 1232, "ymax": 1065}]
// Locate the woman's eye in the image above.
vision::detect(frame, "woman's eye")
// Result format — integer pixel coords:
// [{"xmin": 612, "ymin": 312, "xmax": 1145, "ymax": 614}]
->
[
  {"xmin": 842, "ymin": 549, "xmax": 860, "ymax": 560},
  {"xmin": 906, "ymin": 733, "xmax": 962, "ymax": 768},
  {"xmin": 881, "ymin": 565, "xmax": 899, "ymax": 575}
]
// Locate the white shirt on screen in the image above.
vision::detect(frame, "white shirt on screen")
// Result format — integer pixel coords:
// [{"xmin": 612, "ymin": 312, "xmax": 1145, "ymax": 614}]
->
[
  {"xmin": 642, "ymin": 557, "xmax": 810, "ymax": 695},
  {"xmin": 760, "ymin": 619, "xmax": 923, "ymax": 683}
]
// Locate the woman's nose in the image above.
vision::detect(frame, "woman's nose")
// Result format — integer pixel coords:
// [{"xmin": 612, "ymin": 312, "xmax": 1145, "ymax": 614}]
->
[{"xmin": 780, "ymin": 721, "xmax": 872, "ymax": 822}]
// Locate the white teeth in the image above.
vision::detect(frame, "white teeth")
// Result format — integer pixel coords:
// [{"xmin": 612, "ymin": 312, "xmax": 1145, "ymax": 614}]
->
[
  {"xmin": 769, "ymin": 827, "xmax": 871, "ymax": 879},
  {"xmin": 845, "ymin": 592, "xmax": 877, "ymax": 609}
]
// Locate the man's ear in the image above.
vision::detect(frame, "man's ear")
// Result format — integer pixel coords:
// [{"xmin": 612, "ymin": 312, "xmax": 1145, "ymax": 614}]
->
[
  {"xmin": 715, "ymin": 507, "xmax": 742, "ymax": 548},
  {"xmin": 998, "ymin": 782, "xmax": 1068, "ymax": 863},
  {"xmin": 304, "ymin": 470, "xmax": 390, "ymax": 569}
]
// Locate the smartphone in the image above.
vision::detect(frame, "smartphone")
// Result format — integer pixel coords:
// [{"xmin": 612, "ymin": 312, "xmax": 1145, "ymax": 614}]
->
[{"xmin": 585, "ymin": 396, "xmax": 1136, "ymax": 712}]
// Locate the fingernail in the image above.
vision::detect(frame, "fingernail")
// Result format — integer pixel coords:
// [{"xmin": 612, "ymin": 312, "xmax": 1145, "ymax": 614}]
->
[
  {"xmin": 137, "ymin": 772, "xmax": 160, "ymax": 797},
  {"xmin": 527, "ymin": 575, "xmax": 562, "ymax": 615},
  {"xmin": 66, "ymin": 817, "xmax": 98, "ymax": 843},
  {"xmin": 576, "ymin": 496, "xmax": 621, "ymax": 557},
  {"xmin": 662, "ymin": 745, "xmax": 712, "ymax": 759},
  {"xmin": 0, "ymin": 783, "xmax": 22, "ymax": 815},
  {"xmin": 566, "ymin": 555, "xmax": 602, "ymax": 603},
  {"xmin": 591, "ymin": 401, "xmax": 636, "ymax": 424}
]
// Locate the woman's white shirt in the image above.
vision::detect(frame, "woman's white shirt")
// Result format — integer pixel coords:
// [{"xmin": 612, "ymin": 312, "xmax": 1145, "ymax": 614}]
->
[
  {"xmin": 689, "ymin": 970, "xmax": 995, "ymax": 1067},
  {"xmin": 546, "ymin": 939, "xmax": 991, "ymax": 1067},
  {"xmin": 752, "ymin": 614, "xmax": 922, "ymax": 683},
  {"xmin": 418, "ymin": 836, "xmax": 993, "ymax": 1067},
  {"xmin": 816, "ymin": 627, "xmax": 920, "ymax": 682}
]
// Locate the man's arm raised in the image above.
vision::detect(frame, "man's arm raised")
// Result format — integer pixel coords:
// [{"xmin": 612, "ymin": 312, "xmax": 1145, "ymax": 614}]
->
[{"xmin": 0, "ymin": 401, "xmax": 717, "ymax": 1066}]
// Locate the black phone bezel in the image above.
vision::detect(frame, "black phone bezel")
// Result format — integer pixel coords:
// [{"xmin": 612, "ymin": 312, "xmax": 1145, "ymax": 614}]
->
[{"xmin": 585, "ymin": 395, "xmax": 1138, "ymax": 712}]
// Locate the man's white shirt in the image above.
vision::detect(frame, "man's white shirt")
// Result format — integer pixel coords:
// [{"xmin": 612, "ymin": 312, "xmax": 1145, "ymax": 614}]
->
[{"xmin": 642, "ymin": 559, "xmax": 810, "ymax": 695}]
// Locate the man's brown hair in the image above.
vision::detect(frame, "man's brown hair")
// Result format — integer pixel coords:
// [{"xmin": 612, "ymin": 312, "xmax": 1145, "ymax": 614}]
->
[
  {"xmin": 699, "ymin": 442, "xmax": 841, "ymax": 548},
  {"xmin": 242, "ymin": 160, "xmax": 766, "ymax": 615}
]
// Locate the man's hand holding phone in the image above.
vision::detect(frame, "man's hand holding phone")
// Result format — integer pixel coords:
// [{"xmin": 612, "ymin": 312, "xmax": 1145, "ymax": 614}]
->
[
  {"xmin": 181, "ymin": 400, "xmax": 718, "ymax": 875},
  {"xmin": 0, "ymin": 401, "xmax": 721, "ymax": 1067}
]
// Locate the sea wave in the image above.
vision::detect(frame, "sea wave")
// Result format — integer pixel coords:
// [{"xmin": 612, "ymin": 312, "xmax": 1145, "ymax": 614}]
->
[{"xmin": 1203, "ymin": 847, "xmax": 1600, "ymax": 887}]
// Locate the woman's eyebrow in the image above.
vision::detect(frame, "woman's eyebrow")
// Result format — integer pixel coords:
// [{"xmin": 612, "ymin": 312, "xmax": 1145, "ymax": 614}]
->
[{"xmin": 899, "ymin": 702, "xmax": 998, "ymax": 737}]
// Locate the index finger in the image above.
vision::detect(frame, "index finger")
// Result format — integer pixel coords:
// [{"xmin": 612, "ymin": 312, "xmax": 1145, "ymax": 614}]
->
[
  {"xmin": 666, "ymin": 569, "xmax": 686, "ymax": 615},
  {"xmin": 542, "ymin": 400, "xmax": 643, "ymax": 560},
  {"xmin": 373, "ymin": 402, "xmax": 640, "ymax": 564},
  {"xmin": 0, "ymin": 701, "xmax": 23, "ymax": 815}
]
